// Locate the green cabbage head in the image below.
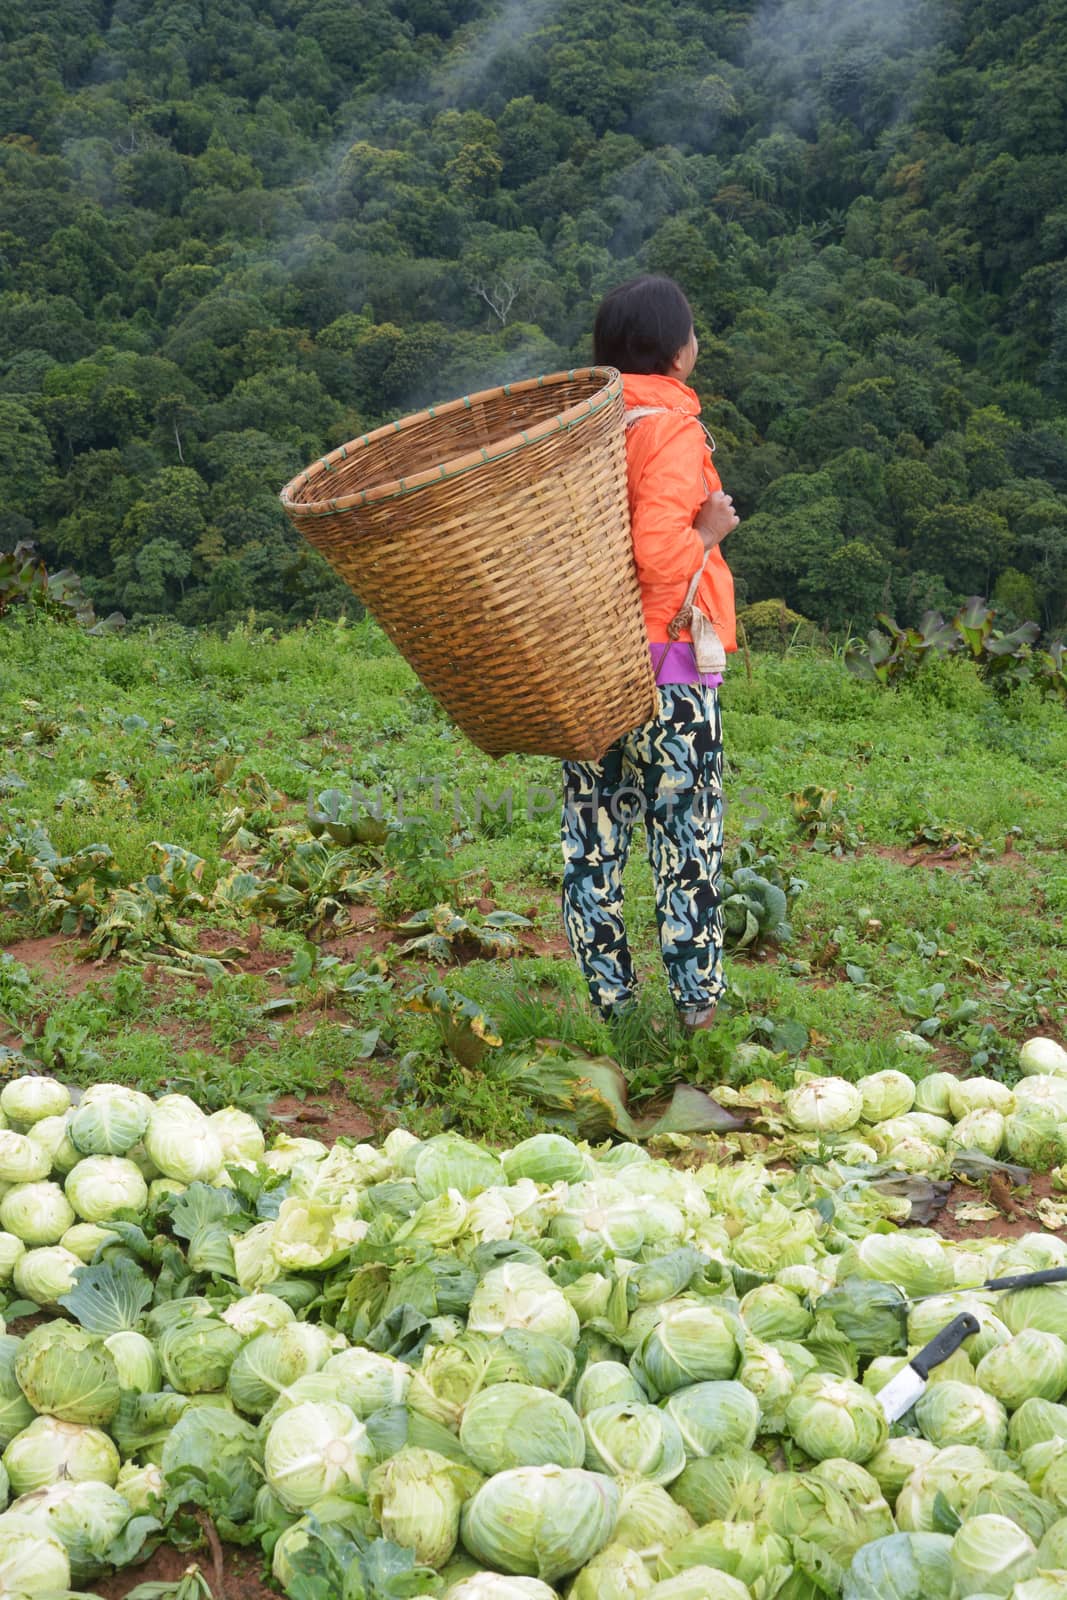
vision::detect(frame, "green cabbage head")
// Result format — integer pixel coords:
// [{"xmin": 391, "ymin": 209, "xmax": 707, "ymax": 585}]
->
[
  {"xmin": 785, "ymin": 1374, "xmax": 888, "ymax": 1463},
  {"xmin": 950, "ymin": 1513, "xmax": 1037, "ymax": 1597},
  {"xmin": 367, "ymin": 1446, "xmax": 482, "ymax": 1567},
  {"xmin": 14, "ymin": 1321, "xmax": 121, "ymax": 1425},
  {"xmin": 459, "ymin": 1383, "xmax": 585, "ymax": 1476},
  {"xmin": 460, "ymin": 1465, "xmax": 619, "ymax": 1583}
]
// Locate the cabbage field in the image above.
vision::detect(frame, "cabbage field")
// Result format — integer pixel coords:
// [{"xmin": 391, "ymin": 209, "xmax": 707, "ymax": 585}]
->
[
  {"xmin": 8, "ymin": 1061, "xmax": 1067, "ymax": 1599},
  {"xmin": 2, "ymin": 615, "xmax": 1067, "ymax": 1599}
]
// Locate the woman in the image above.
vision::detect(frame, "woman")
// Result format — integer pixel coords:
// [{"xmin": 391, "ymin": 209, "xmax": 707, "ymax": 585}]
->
[{"xmin": 561, "ymin": 274, "xmax": 739, "ymax": 1032}]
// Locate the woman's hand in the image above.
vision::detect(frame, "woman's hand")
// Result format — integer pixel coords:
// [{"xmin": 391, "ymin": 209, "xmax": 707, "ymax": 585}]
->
[{"xmin": 695, "ymin": 490, "xmax": 740, "ymax": 552}]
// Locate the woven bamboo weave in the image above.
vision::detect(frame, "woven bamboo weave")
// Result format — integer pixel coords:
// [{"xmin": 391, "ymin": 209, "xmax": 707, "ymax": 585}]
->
[{"xmin": 280, "ymin": 367, "xmax": 656, "ymax": 760}]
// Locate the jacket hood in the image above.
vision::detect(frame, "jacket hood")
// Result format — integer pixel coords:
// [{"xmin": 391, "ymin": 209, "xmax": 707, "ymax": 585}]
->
[{"xmin": 621, "ymin": 372, "xmax": 701, "ymax": 415}]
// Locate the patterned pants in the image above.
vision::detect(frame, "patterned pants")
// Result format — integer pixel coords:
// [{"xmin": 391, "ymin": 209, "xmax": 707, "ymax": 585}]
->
[{"xmin": 561, "ymin": 682, "xmax": 726, "ymax": 1019}]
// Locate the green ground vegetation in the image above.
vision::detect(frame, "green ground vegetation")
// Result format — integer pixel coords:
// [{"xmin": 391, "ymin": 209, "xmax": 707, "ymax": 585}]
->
[{"xmin": 1, "ymin": 611, "xmax": 1065, "ymax": 1144}]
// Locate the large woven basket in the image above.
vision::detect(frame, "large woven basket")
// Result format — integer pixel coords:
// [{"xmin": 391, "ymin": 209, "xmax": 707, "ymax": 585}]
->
[{"xmin": 279, "ymin": 367, "xmax": 656, "ymax": 760}]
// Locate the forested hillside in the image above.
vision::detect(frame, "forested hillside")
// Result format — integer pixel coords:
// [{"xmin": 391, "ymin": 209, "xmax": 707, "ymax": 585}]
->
[{"xmin": 2, "ymin": 0, "xmax": 1066, "ymax": 634}]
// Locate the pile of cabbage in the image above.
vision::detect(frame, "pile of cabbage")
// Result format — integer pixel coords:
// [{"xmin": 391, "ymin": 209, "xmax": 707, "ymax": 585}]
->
[{"xmin": 2, "ymin": 1043, "xmax": 1067, "ymax": 1599}]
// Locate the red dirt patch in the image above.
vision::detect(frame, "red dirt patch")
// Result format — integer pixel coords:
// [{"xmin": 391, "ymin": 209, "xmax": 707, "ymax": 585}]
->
[
  {"xmin": 0, "ymin": 931, "xmax": 111, "ymax": 994},
  {"xmin": 934, "ymin": 1175, "xmax": 1067, "ymax": 1243},
  {"xmin": 94, "ymin": 1539, "xmax": 278, "ymax": 1600},
  {"xmin": 861, "ymin": 843, "xmax": 984, "ymax": 872},
  {"xmin": 270, "ymin": 1085, "xmax": 378, "ymax": 1141}
]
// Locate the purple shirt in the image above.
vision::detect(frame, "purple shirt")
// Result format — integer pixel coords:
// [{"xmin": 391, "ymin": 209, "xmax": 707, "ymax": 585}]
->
[{"xmin": 650, "ymin": 641, "xmax": 723, "ymax": 688}]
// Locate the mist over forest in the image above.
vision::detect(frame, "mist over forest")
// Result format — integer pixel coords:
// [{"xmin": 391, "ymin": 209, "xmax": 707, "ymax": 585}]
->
[{"xmin": 2, "ymin": 0, "xmax": 1065, "ymax": 635}]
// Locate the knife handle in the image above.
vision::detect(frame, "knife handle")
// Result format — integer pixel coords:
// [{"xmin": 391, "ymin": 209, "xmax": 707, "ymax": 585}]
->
[
  {"xmin": 911, "ymin": 1312, "xmax": 981, "ymax": 1379},
  {"xmin": 985, "ymin": 1266, "xmax": 1067, "ymax": 1292}
]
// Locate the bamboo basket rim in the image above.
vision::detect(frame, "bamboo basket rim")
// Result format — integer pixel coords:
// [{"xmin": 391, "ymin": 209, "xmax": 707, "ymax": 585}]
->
[{"xmin": 280, "ymin": 365, "xmax": 622, "ymax": 517}]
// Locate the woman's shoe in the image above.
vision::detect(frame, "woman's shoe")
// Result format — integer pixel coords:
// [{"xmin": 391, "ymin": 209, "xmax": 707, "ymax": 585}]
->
[{"xmin": 679, "ymin": 1004, "xmax": 716, "ymax": 1033}]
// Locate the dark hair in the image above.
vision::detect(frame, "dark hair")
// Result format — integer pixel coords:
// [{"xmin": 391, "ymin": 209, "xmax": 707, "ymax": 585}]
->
[{"xmin": 593, "ymin": 275, "xmax": 694, "ymax": 375}]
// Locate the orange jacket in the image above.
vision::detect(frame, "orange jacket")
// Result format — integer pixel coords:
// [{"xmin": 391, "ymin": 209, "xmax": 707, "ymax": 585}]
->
[{"xmin": 622, "ymin": 372, "xmax": 737, "ymax": 651}]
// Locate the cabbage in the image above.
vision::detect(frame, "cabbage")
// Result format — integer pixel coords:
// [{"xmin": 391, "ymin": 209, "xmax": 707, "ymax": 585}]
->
[
  {"xmin": 783, "ymin": 1076, "xmax": 864, "ymax": 1132},
  {"xmin": 860, "ymin": 1070, "xmax": 917, "ymax": 1122},
  {"xmin": 207, "ymin": 1106, "xmax": 266, "ymax": 1166},
  {"xmin": 738, "ymin": 1281, "xmax": 812, "ymax": 1340},
  {"xmin": 0, "ymin": 1230, "xmax": 25, "ymax": 1283},
  {"xmin": 1004, "ymin": 1107, "xmax": 1067, "ymax": 1171},
  {"xmin": 657, "ymin": 1518, "xmax": 792, "ymax": 1590},
  {"xmin": 842, "ymin": 1531, "xmax": 956, "ymax": 1600},
  {"xmin": 501, "ymin": 1134, "xmax": 592, "ymax": 1185},
  {"xmin": 367, "ymin": 1446, "xmax": 482, "ymax": 1567},
  {"xmin": 460, "ymin": 1465, "xmax": 619, "ymax": 1583},
  {"xmin": 1011, "ymin": 1400, "xmax": 1067, "ymax": 1456},
  {"xmin": 143, "ymin": 1094, "xmax": 224, "ymax": 1183},
  {"xmin": 0, "ymin": 1335, "xmax": 35, "ymax": 1450},
  {"xmin": 632, "ymin": 1301, "xmax": 742, "ymax": 1397},
  {"xmin": 950, "ymin": 1513, "xmax": 1037, "ymax": 1596},
  {"xmin": 611, "ymin": 1479, "xmax": 695, "ymax": 1563},
  {"xmin": 27, "ymin": 1115, "xmax": 81, "ymax": 1175},
  {"xmin": 949, "ymin": 1109, "xmax": 1007, "ymax": 1157},
  {"xmin": 1016, "ymin": 1077, "xmax": 1067, "ymax": 1117},
  {"xmin": 263, "ymin": 1400, "xmax": 375, "ymax": 1511},
  {"xmin": 908, "ymin": 1297, "xmax": 1011, "ymax": 1363},
  {"xmin": 915, "ymin": 1380, "xmax": 1008, "ymax": 1450},
  {"xmin": 460, "ymin": 1384, "xmax": 585, "ymax": 1476},
  {"xmin": 0, "ymin": 1131, "xmax": 54, "ymax": 1188},
  {"xmin": 581, "ymin": 1402, "xmax": 686, "ymax": 1484},
  {"xmin": 649, "ymin": 1572, "xmax": 750, "ymax": 1599},
  {"xmin": 895, "ymin": 1444, "xmax": 1002, "ymax": 1532},
  {"xmin": 661, "ymin": 1380, "xmax": 759, "ymax": 1457},
  {"xmin": 573, "ymin": 1361, "xmax": 645, "ymax": 1417},
  {"xmin": 1019, "ymin": 1039, "xmax": 1067, "ymax": 1077},
  {"xmin": 13, "ymin": 1244, "xmax": 81, "ymax": 1303},
  {"xmin": 61, "ymin": 1222, "xmax": 120, "ymax": 1262},
  {"xmin": 64, "ymin": 1156, "xmax": 148, "ymax": 1222},
  {"xmin": 321, "ymin": 1347, "xmax": 411, "ymax": 1418},
  {"xmin": 2, "ymin": 1416, "xmax": 120, "ymax": 1494},
  {"xmin": 969, "ymin": 1471, "xmax": 1060, "ymax": 1544},
  {"xmin": 670, "ymin": 1449, "xmax": 771, "ymax": 1523},
  {"xmin": 1022, "ymin": 1438, "xmax": 1067, "ymax": 1511},
  {"xmin": 0, "ymin": 1179, "xmax": 75, "ymax": 1244},
  {"xmin": 866, "ymin": 1437, "xmax": 938, "ymax": 1506},
  {"xmin": 549, "ymin": 1181, "xmax": 648, "ymax": 1258},
  {"xmin": 14, "ymin": 1321, "xmax": 121, "ymax": 1425},
  {"xmin": 913, "ymin": 1073, "xmax": 957, "ymax": 1114},
  {"xmin": 948, "ymin": 1078, "xmax": 1015, "ymax": 1118},
  {"xmin": 763, "ymin": 1459, "xmax": 895, "ymax": 1581},
  {"xmin": 567, "ymin": 1542, "xmax": 654, "ymax": 1599},
  {"xmin": 227, "ymin": 1322, "xmax": 337, "ymax": 1416},
  {"xmin": 785, "ymin": 1374, "xmax": 888, "ymax": 1463},
  {"xmin": 0, "ymin": 1525, "xmax": 70, "ymax": 1597},
  {"xmin": 160, "ymin": 1404, "xmax": 263, "ymax": 1525},
  {"xmin": 976, "ymin": 1330, "xmax": 1067, "ymax": 1410},
  {"xmin": 1001, "ymin": 1287, "xmax": 1067, "ymax": 1341},
  {"xmin": 220, "ymin": 1293, "xmax": 296, "ymax": 1339},
  {"xmin": 2, "ymin": 1479, "xmax": 144, "ymax": 1581},
  {"xmin": 68, "ymin": 1085, "xmax": 152, "ymax": 1156},
  {"xmin": 0, "ymin": 1078, "xmax": 71, "ymax": 1128},
  {"xmin": 104, "ymin": 1330, "xmax": 160, "ymax": 1393},
  {"xmin": 837, "ymin": 1233, "xmax": 955, "ymax": 1298},
  {"xmin": 736, "ymin": 1337, "xmax": 813, "ymax": 1432},
  {"xmin": 442, "ymin": 1578, "xmax": 559, "ymax": 1599},
  {"xmin": 115, "ymin": 1461, "xmax": 164, "ymax": 1515},
  {"xmin": 159, "ymin": 1316, "xmax": 244, "ymax": 1394},
  {"xmin": 468, "ymin": 1264, "xmax": 580, "ymax": 1347}
]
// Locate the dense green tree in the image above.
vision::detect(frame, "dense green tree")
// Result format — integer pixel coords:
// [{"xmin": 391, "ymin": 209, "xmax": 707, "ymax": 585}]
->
[{"xmin": 0, "ymin": 0, "xmax": 1065, "ymax": 631}]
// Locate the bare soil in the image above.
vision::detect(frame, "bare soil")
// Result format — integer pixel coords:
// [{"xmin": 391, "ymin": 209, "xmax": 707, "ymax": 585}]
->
[
  {"xmin": 933, "ymin": 1174, "xmax": 1067, "ymax": 1243},
  {"xmin": 269, "ymin": 1085, "xmax": 378, "ymax": 1141},
  {"xmin": 0, "ymin": 930, "xmax": 112, "ymax": 994},
  {"xmin": 94, "ymin": 1539, "xmax": 278, "ymax": 1600}
]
